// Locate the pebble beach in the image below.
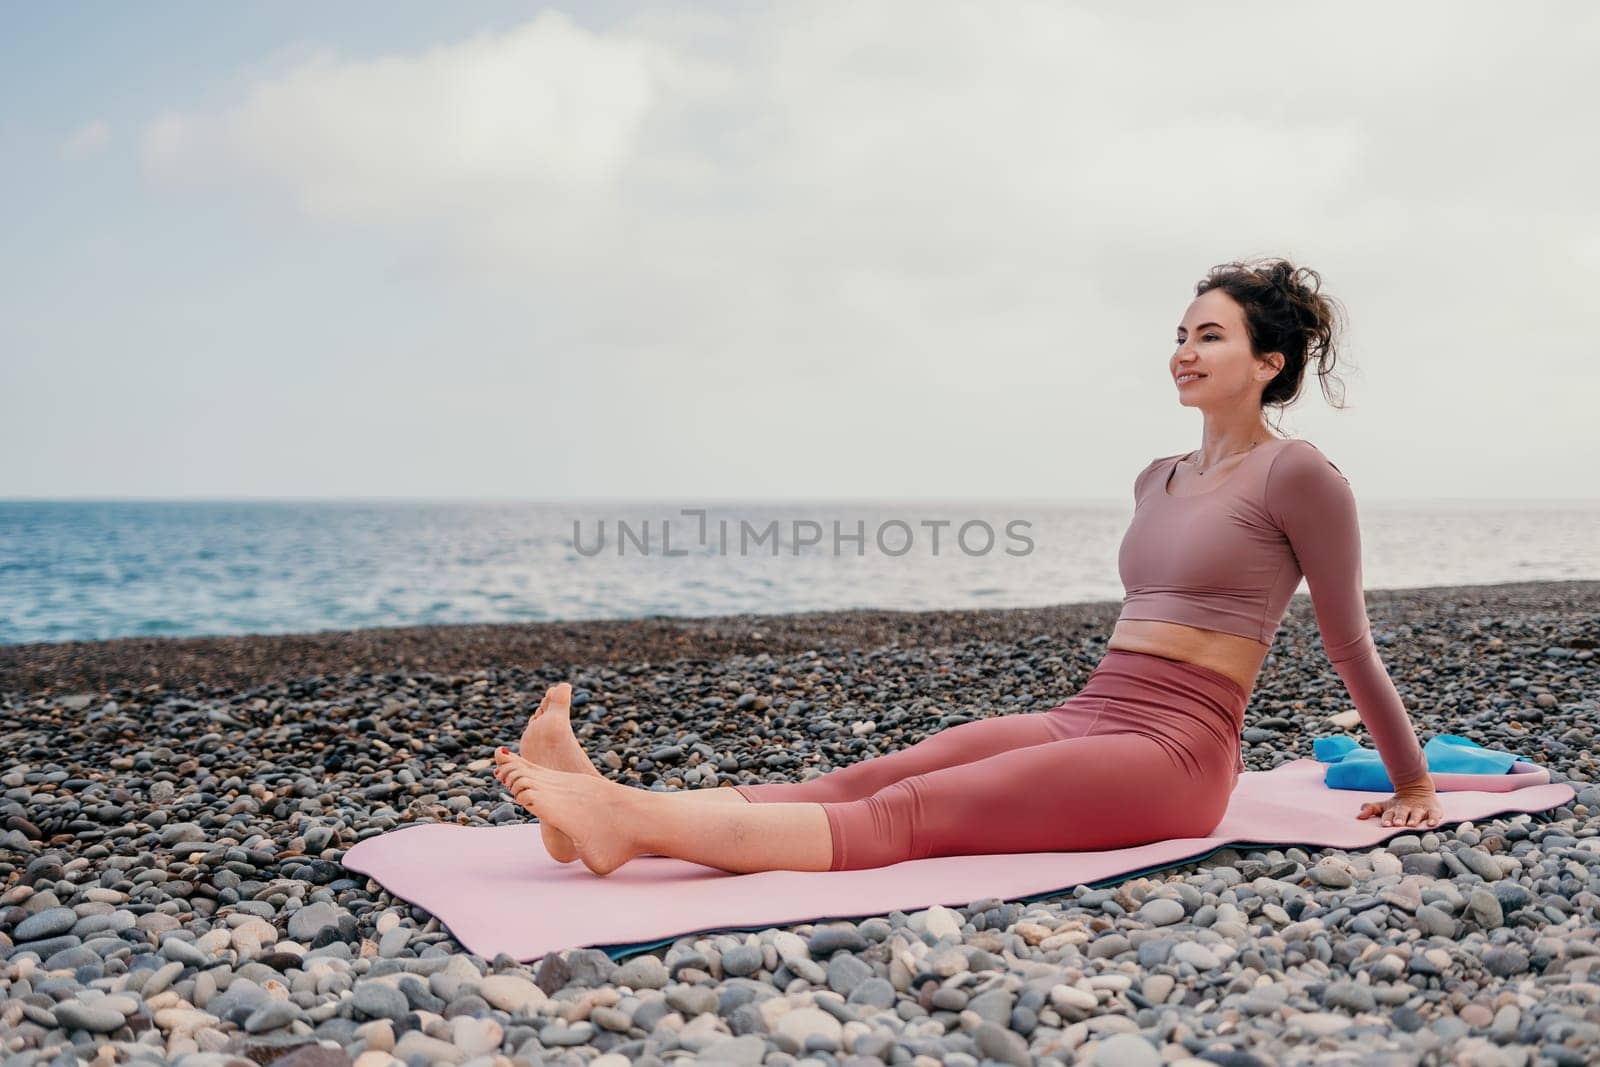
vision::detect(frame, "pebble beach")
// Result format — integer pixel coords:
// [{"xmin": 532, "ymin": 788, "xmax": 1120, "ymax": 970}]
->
[{"xmin": 2, "ymin": 578, "xmax": 1598, "ymax": 1067}]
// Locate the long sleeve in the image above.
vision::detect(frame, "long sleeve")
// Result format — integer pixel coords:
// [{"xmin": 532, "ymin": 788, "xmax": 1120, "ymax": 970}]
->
[{"xmin": 1266, "ymin": 442, "xmax": 1430, "ymax": 790}]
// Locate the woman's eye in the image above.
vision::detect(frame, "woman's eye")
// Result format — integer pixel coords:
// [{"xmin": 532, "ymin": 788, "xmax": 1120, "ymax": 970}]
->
[{"xmin": 1174, "ymin": 334, "xmax": 1220, "ymax": 344}]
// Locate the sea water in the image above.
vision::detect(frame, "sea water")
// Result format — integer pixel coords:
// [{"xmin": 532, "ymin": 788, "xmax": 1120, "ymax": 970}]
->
[{"xmin": 2, "ymin": 498, "xmax": 1596, "ymax": 645}]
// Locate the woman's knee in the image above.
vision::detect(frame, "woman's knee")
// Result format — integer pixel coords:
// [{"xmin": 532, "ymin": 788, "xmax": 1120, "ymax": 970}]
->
[
  {"xmin": 820, "ymin": 781, "xmax": 923, "ymax": 870},
  {"xmin": 841, "ymin": 735, "xmax": 1226, "ymax": 863}
]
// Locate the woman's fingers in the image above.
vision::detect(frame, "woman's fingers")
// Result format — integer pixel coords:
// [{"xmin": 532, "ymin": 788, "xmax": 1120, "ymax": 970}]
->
[
  {"xmin": 1383, "ymin": 804, "xmax": 1441, "ymax": 828},
  {"xmin": 1356, "ymin": 795, "xmax": 1442, "ymax": 828}
]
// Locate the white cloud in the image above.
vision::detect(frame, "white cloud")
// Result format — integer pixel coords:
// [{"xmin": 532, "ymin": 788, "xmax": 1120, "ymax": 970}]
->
[
  {"xmin": 143, "ymin": 12, "xmax": 711, "ymax": 218},
  {"xmin": 62, "ymin": 118, "xmax": 110, "ymax": 160}
]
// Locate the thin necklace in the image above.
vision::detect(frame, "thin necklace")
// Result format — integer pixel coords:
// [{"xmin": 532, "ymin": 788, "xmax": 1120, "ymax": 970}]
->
[{"xmin": 1189, "ymin": 437, "xmax": 1270, "ymax": 476}]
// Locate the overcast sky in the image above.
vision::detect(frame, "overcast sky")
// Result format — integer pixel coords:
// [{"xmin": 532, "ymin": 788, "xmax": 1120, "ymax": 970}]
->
[{"xmin": 3, "ymin": 1, "xmax": 1596, "ymax": 502}]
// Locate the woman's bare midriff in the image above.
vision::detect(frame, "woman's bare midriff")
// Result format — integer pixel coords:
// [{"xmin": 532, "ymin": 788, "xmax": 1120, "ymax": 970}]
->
[{"xmin": 1106, "ymin": 619, "xmax": 1269, "ymax": 698}]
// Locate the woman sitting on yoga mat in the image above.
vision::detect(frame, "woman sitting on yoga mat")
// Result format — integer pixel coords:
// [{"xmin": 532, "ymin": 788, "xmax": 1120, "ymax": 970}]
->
[{"xmin": 493, "ymin": 257, "xmax": 1445, "ymax": 876}]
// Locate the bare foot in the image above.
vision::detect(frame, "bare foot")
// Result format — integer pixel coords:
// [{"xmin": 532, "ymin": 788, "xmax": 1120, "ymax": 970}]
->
[
  {"xmin": 493, "ymin": 750, "xmax": 641, "ymax": 876},
  {"xmin": 516, "ymin": 683, "xmax": 600, "ymax": 863},
  {"xmin": 519, "ymin": 683, "xmax": 603, "ymax": 779}
]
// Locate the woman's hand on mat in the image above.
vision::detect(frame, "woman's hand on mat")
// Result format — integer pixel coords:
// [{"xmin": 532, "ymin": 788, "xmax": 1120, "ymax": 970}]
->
[{"xmin": 1357, "ymin": 784, "xmax": 1442, "ymax": 828}]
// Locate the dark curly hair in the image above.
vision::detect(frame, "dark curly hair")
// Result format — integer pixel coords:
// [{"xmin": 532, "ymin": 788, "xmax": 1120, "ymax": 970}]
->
[{"xmin": 1194, "ymin": 257, "xmax": 1349, "ymax": 429}]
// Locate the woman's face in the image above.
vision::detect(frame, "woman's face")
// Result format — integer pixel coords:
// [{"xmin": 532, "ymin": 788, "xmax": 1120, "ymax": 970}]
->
[{"xmin": 1170, "ymin": 289, "xmax": 1280, "ymax": 409}]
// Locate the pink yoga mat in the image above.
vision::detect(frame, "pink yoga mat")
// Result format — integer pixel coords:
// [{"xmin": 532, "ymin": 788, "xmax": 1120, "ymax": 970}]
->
[{"xmin": 341, "ymin": 757, "xmax": 1573, "ymax": 963}]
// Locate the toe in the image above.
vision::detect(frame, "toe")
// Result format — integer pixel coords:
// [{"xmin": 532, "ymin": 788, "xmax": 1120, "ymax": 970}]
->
[{"xmin": 535, "ymin": 686, "xmax": 556, "ymax": 715}]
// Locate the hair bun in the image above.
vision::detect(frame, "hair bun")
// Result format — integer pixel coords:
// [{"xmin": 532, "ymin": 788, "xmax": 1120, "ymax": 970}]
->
[{"xmin": 1265, "ymin": 262, "xmax": 1299, "ymax": 294}]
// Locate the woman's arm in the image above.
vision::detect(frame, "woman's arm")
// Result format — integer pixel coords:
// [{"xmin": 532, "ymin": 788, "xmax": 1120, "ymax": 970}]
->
[{"xmin": 1266, "ymin": 442, "xmax": 1432, "ymax": 791}]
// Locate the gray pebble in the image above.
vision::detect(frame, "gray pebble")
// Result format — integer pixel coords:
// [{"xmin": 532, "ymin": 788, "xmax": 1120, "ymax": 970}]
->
[
  {"xmin": 847, "ymin": 976, "xmax": 897, "ymax": 1009},
  {"xmin": 972, "ymin": 1021, "xmax": 1030, "ymax": 1067},
  {"xmin": 826, "ymin": 953, "xmax": 873, "ymax": 996},
  {"xmin": 665, "ymin": 983, "xmax": 718, "ymax": 1016},
  {"xmin": 1091, "ymin": 1033, "xmax": 1164, "ymax": 1067},
  {"xmin": 614, "ymin": 954, "xmax": 668, "ymax": 990},
  {"xmin": 722, "ymin": 944, "xmax": 763, "ymax": 977},
  {"xmin": 351, "ymin": 980, "xmax": 410, "ymax": 1022},
  {"xmin": 52, "ymin": 999, "xmax": 126, "ymax": 1033},
  {"xmin": 1136, "ymin": 898, "xmax": 1185, "ymax": 926},
  {"xmin": 15, "ymin": 907, "xmax": 78, "ymax": 942},
  {"xmin": 288, "ymin": 901, "xmax": 342, "ymax": 941},
  {"xmin": 244, "ymin": 999, "xmax": 304, "ymax": 1032}
]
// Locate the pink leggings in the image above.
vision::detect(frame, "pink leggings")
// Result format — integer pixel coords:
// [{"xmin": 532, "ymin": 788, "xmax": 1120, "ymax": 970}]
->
[{"xmin": 733, "ymin": 649, "xmax": 1248, "ymax": 870}]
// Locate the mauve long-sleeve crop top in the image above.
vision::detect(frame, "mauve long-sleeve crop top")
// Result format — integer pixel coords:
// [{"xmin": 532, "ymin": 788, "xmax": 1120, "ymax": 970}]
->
[{"xmin": 1116, "ymin": 436, "xmax": 1429, "ymax": 788}]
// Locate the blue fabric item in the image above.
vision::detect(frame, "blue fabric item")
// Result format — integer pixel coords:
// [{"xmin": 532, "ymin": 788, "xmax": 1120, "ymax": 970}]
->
[{"xmin": 1312, "ymin": 733, "xmax": 1533, "ymax": 791}]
